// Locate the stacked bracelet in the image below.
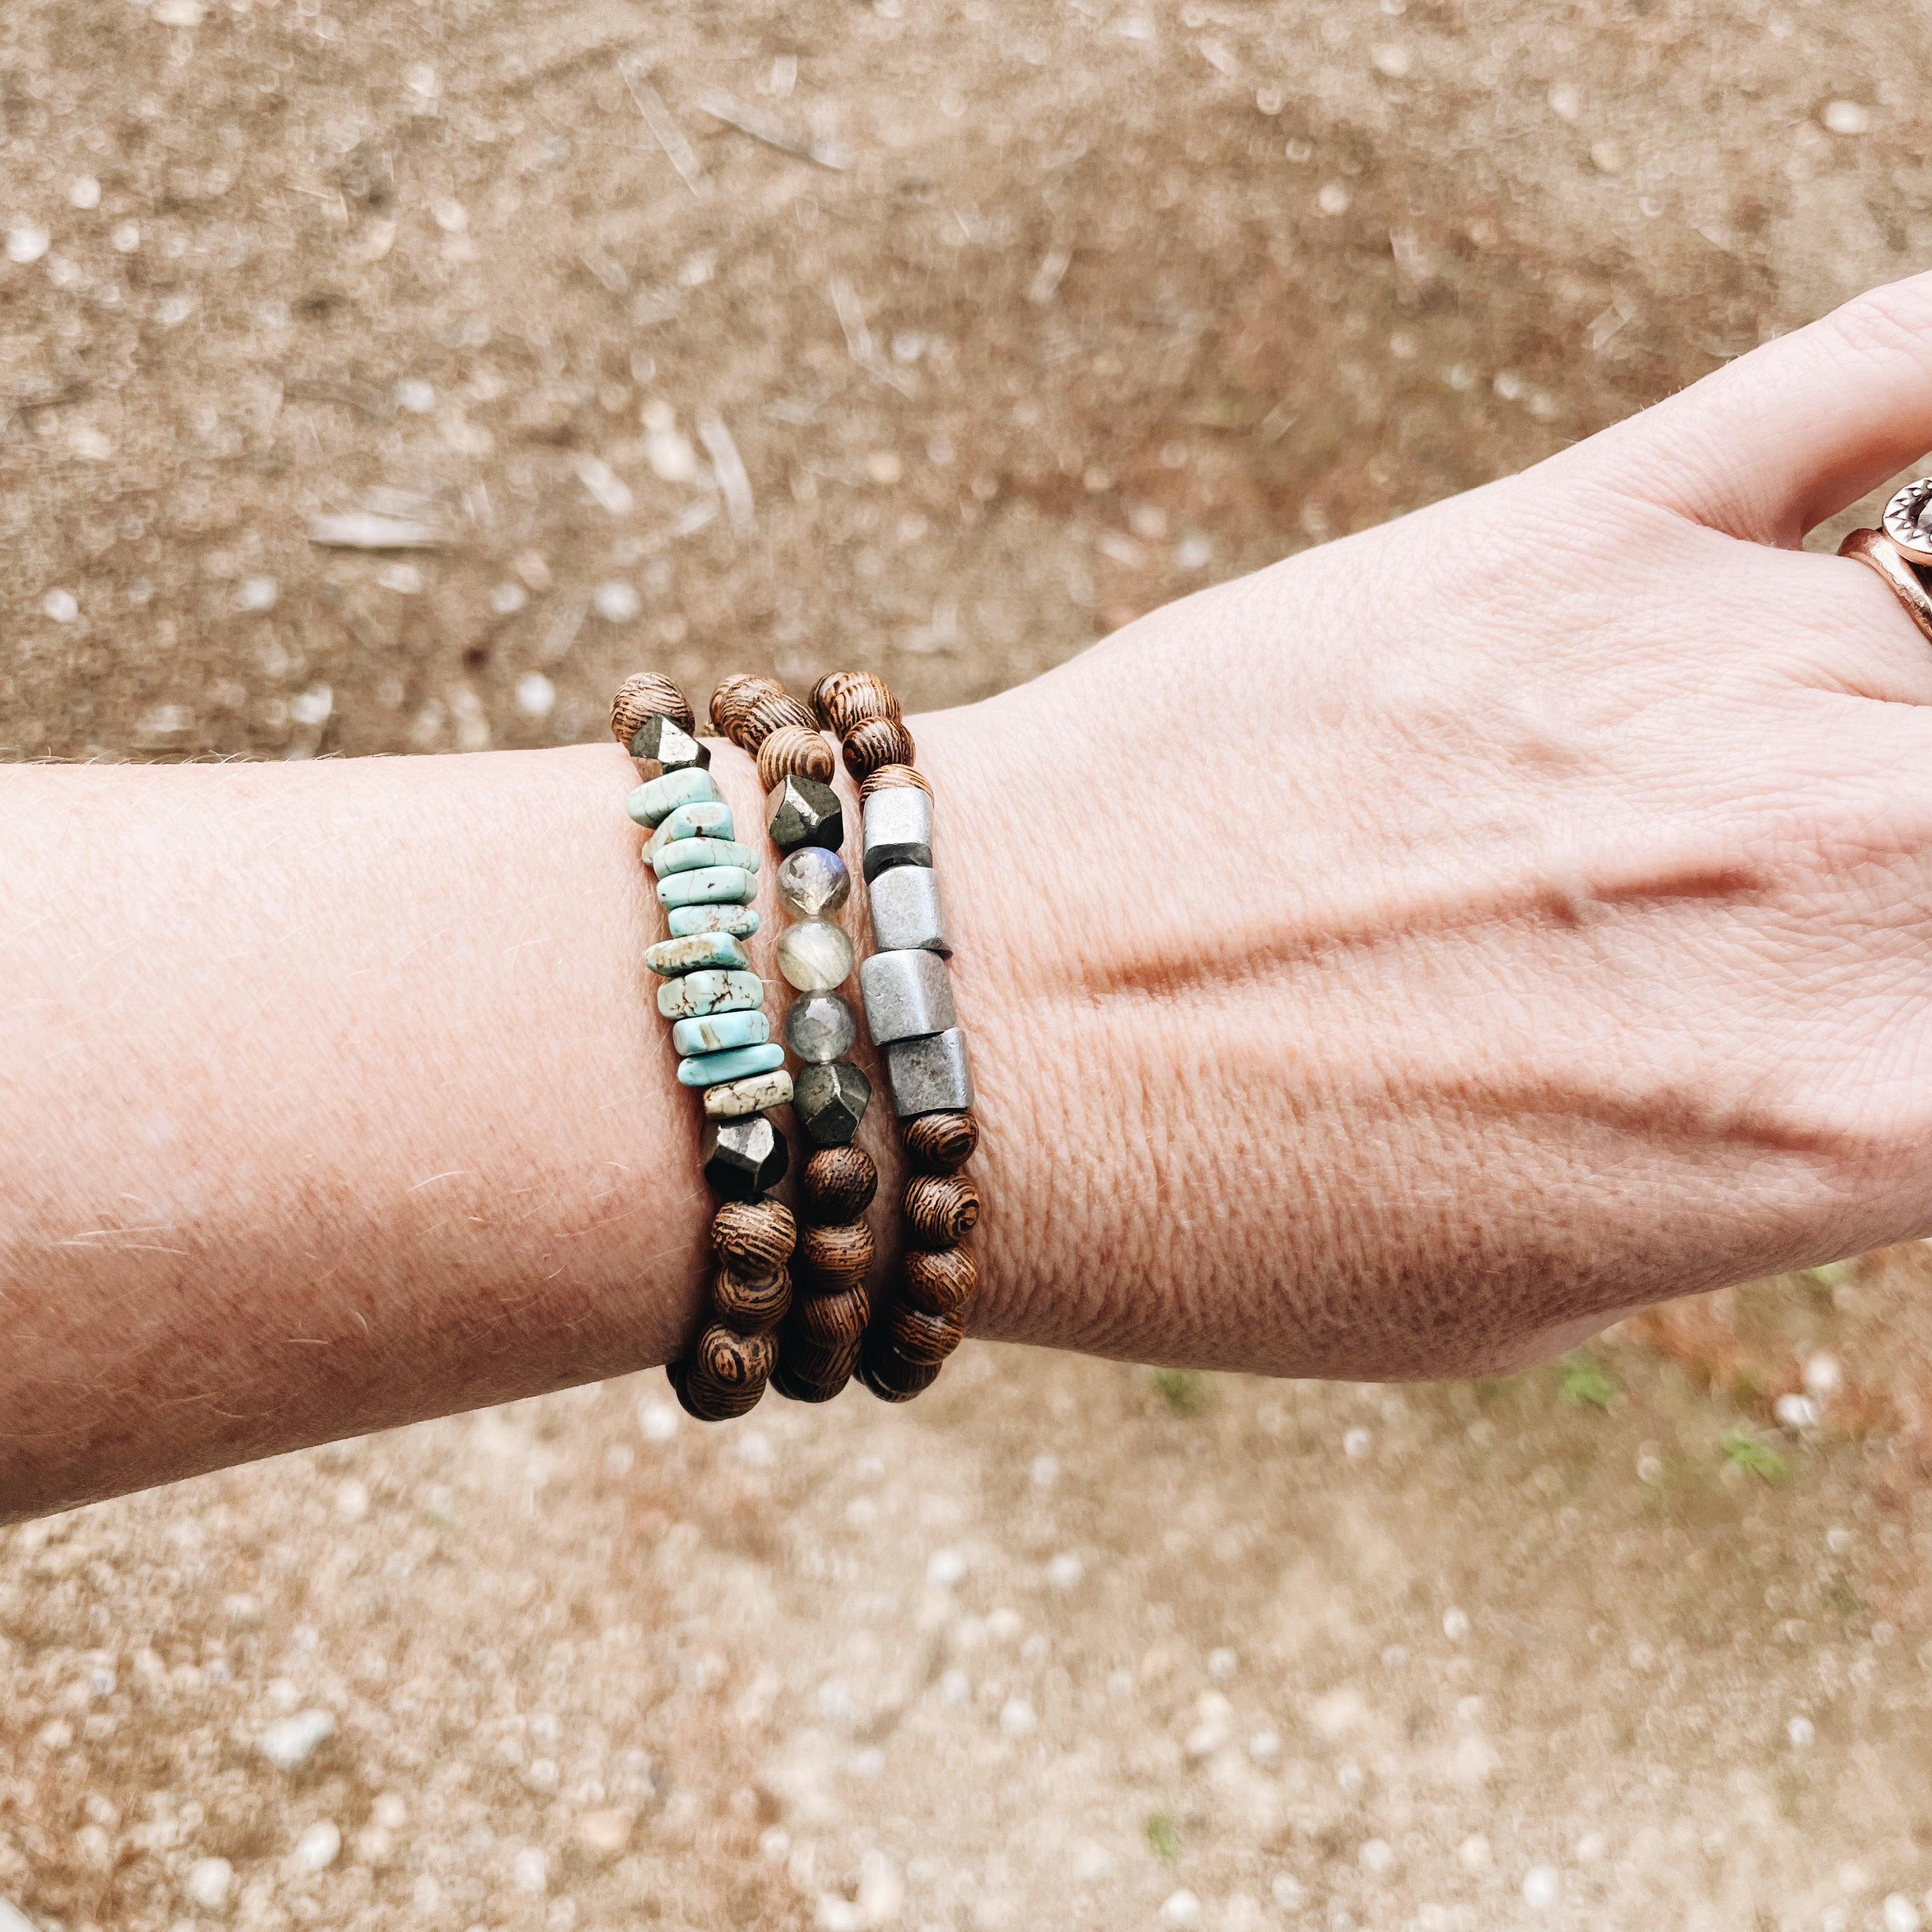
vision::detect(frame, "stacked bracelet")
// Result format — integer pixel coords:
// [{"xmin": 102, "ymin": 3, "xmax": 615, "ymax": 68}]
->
[
  {"xmin": 707, "ymin": 677, "xmax": 880, "ymax": 1404},
  {"xmin": 811, "ymin": 672, "xmax": 983, "ymax": 1402},
  {"xmin": 610, "ymin": 673, "xmax": 797, "ymax": 1422}
]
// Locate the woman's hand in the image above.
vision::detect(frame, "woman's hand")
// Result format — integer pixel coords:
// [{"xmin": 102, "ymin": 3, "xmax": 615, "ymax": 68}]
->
[{"xmin": 929, "ymin": 272, "xmax": 1932, "ymax": 1378}]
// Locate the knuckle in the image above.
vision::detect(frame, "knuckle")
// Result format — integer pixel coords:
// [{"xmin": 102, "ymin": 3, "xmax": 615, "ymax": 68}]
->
[{"xmin": 1814, "ymin": 279, "xmax": 1932, "ymax": 372}]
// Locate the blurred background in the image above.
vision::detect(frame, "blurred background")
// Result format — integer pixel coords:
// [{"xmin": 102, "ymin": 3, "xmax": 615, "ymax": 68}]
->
[{"xmin": 5, "ymin": 1, "xmax": 1932, "ymax": 1927}]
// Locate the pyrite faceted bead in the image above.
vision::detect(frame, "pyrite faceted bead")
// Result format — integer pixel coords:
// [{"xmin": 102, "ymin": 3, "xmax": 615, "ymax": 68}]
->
[
  {"xmin": 612, "ymin": 673, "xmax": 695, "ymax": 745},
  {"xmin": 677, "ymin": 1041, "xmax": 786, "ymax": 1088},
  {"xmin": 861, "ymin": 786, "xmax": 934, "ymax": 882},
  {"xmin": 671, "ymin": 1009, "xmax": 770, "ymax": 1056},
  {"xmin": 860, "ymin": 948, "xmax": 956, "ymax": 1043},
  {"xmin": 765, "ymin": 774, "xmax": 844, "ymax": 855},
  {"xmin": 667, "ymin": 903, "xmax": 760, "ymax": 939},
  {"xmin": 756, "ymin": 724, "xmax": 836, "ymax": 792},
  {"xmin": 651, "ymin": 836, "xmax": 761, "ymax": 878},
  {"xmin": 776, "ymin": 846, "xmax": 850, "ymax": 919},
  {"xmin": 647, "ymin": 932, "xmax": 750, "ymax": 978},
  {"xmin": 903, "ymin": 1109, "xmax": 979, "ymax": 1174},
  {"xmin": 842, "ymin": 716, "xmax": 916, "ymax": 781},
  {"xmin": 711, "ymin": 1197, "xmax": 797, "ymax": 1274},
  {"xmin": 799, "ymin": 1145, "xmax": 878, "ymax": 1221},
  {"xmin": 867, "ymin": 864, "xmax": 949, "ymax": 956},
  {"xmin": 701, "ymin": 1114, "xmax": 789, "ymax": 1200},
  {"xmin": 629, "ymin": 714, "xmax": 710, "ymax": 782},
  {"xmin": 785, "ymin": 992, "xmax": 858, "ymax": 1064},
  {"xmin": 793, "ymin": 1061, "xmax": 872, "ymax": 1147},
  {"xmin": 778, "ymin": 919, "xmax": 855, "ymax": 992},
  {"xmin": 712, "ymin": 1264, "xmax": 792, "ymax": 1333},
  {"xmin": 657, "ymin": 864, "xmax": 756, "ymax": 909},
  {"xmin": 902, "ymin": 1243, "xmax": 979, "ymax": 1317},
  {"xmin": 905, "ymin": 1173, "xmax": 981, "ymax": 1246},
  {"xmin": 657, "ymin": 969, "xmax": 763, "ymax": 1020},
  {"xmin": 629, "ymin": 765, "xmax": 723, "ymax": 828},
  {"xmin": 799, "ymin": 1218, "xmax": 876, "ymax": 1290},
  {"xmin": 705, "ymin": 1068, "xmax": 795, "ymax": 1118},
  {"xmin": 884, "ymin": 1027, "xmax": 974, "ymax": 1115}
]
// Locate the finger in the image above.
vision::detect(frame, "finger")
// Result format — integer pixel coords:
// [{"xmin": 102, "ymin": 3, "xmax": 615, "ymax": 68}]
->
[
  {"xmin": 1581, "ymin": 272, "xmax": 1932, "ymax": 546},
  {"xmin": 1745, "ymin": 544, "xmax": 1932, "ymax": 708}
]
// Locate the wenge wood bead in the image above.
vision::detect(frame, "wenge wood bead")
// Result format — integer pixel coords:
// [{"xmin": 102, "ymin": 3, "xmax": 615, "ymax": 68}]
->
[
  {"xmin": 709, "ymin": 674, "xmax": 779, "ymax": 735},
  {"xmin": 799, "ymin": 1145, "xmax": 878, "ymax": 1222},
  {"xmin": 887, "ymin": 1299, "xmax": 968, "ymax": 1367},
  {"xmin": 905, "ymin": 1173, "xmax": 980, "ymax": 1246},
  {"xmin": 858, "ymin": 762, "xmax": 933, "ymax": 808},
  {"xmin": 858, "ymin": 1343, "xmax": 942, "ymax": 1404},
  {"xmin": 901, "ymin": 1243, "xmax": 978, "ymax": 1317},
  {"xmin": 795, "ymin": 1283, "xmax": 871, "ymax": 1348},
  {"xmin": 799, "ymin": 1218, "xmax": 876, "ymax": 1290},
  {"xmin": 841, "ymin": 717, "xmax": 916, "ymax": 781},
  {"xmin": 612, "ymin": 673, "xmax": 695, "ymax": 745},
  {"xmin": 733, "ymin": 692, "xmax": 820, "ymax": 754},
  {"xmin": 770, "ymin": 1346, "xmax": 858, "ymax": 1404},
  {"xmin": 811, "ymin": 671, "xmax": 900, "ymax": 736},
  {"xmin": 711, "ymin": 1197, "xmax": 797, "ymax": 1275},
  {"xmin": 674, "ymin": 1325, "xmax": 776, "ymax": 1419},
  {"xmin": 756, "ymin": 724, "xmax": 836, "ymax": 792},
  {"xmin": 903, "ymin": 1109, "xmax": 979, "ymax": 1174},
  {"xmin": 712, "ymin": 1264, "xmax": 792, "ymax": 1333}
]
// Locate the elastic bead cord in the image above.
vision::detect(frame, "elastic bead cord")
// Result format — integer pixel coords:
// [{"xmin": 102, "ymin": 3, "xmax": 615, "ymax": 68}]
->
[
  {"xmin": 814, "ymin": 671, "xmax": 983, "ymax": 1403},
  {"xmin": 610, "ymin": 677, "xmax": 795, "ymax": 1422},
  {"xmin": 709, "ymin": 677, "xmax": 878, "ymax": 1404}
]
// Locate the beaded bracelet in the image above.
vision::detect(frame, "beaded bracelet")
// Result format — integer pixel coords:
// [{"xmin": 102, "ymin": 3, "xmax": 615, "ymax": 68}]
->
[
  {"xmin": 610, "ymin": 673, "xmax": 798, "ymax": 1422},
  {"xmin": 811, "ymin": 671, "xmax": 983, "ymax": 1402},
  {"xmin": 707, "ymin": 676, "xmax": 880, "ymax": 1404}
]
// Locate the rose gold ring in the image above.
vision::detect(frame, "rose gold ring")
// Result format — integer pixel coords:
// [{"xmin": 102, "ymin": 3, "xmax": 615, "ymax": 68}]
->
[{"xmin": 1840, "ymin": 483, "xmax": 1932, "ymax": 647}]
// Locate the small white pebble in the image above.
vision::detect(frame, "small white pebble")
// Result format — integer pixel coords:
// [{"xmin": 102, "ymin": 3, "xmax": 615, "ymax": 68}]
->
[
  {"xmin": 818, "ymin": 1677, "xmax": 857, "ymax": 1724},
  {"xmin": 1029, "ymin": 1453, "xmax": 1059, "ymax": 1489},
  {"xmin": 1805, "ymin": 1353, "xmax": 1843, "ymax": 1399},
  {"xmin": 335, "ymin": 1478, "xmax": 369, "ymax": 1521},
  {"xmin": 112, "ymin": 220, "xmax": 141, "ymax": 253},
  {"xmin": 1457, "ymin": 1834, "xmax": 1491, "ymax": 1872},
  {"xmin": 926, "ymin": 1547, "xmax": 967, "ymax": 1589},
  {"xmin": 490, "ymin": 581, "xmax": 528, "ymax": 615},
  {"xmin": 404, "ymin": 62, "xmax": 438, "ymax": 98},
  {"xmin": 1885, "ymin": 1896, "xmax": 1922, "ymax": 1932},
  {"xmin": 1521, "ymin": 1864, "xmax": 1560, "ymax": 1908},
  {"xmin": 157, "ymin": 295, "xmax": 195, "ymax": 327},
  {"xmin": 1247, "ymin": 1729, "xmax": 1282, "ymax": 1764},
  {"xmin": 998, "ymin": 1696, "xmax": 1036, "ymax": 1738},
  {"xmin": 1336, "ymin": 1758, "xmax": 1364, "ymax": 1797},
  {"xmin": 42, "ymin": 588, "xmax": 79, "ymax": 623},
  {"xmin": 1174, "ymin": 534, "xmax": 1213, "ymax": 570},
  {"xmin": 292, "ymin": 1820, "xmax": 341, "ymax": 1872},
  {"xmin": 848, "ymin": 1747, "xmax": 885, "ymax": 1779},
  {"xmin": 1823, "ymin": 100, "xmax": 1871, "ymax": 135},
  {"xmin": 939, "ymin": 1669, "xmax": 970, "ymax": 1705},
  {"xmin": 1381, "ymin": 1644, "xmax": 1407, "ymax": 1669},
  {"xmin": 1774, "ymin": 1393, "xmax": 1819, "ymax": 1430},
  {"xmin": 185, "ymin": 1857, "xmax": 233, "ymax": 1908},
  {"xmin": 1159, "ymin": 1889, "xmax": 1201, "ymax": 1928},
  {"xmin": 1316, "ymin": 183, "xmax": 1351, "ymax": 217},
  {"xmin": 1045, "ymin": 1552, "xmax": 1084, "ymax": 1590},
  {"xmin": 1370, "ymin": 42, "xmax": 1411, "ymax": 77},
  {"xmin": 515, "ymin": 673, "xmax": 555, "ymax": 718},
  {"xmin": 638, "ymin": 1397, "xmax": 678, "ymax": 1443},
  {"xmin": 759, "ymin": 1827, "xmax": 790, "ymax": 1861},
  {"xmin": 372, "ymin": 1794, "xmax": 406, "ymax": 1830},
  {"xmin": 258, "ymin": 1708, "xmax": 337, "ymax": 1772},
  {"xmin": 1360, "ymin": 1838, "xmax": 1395, "ymax": 1875},
  {"xmin": 397, "ymin": 379, "xmax": 437, "ymax": 414},
  {"xmin": 1271, "ymin": 1874, "xmax": 1305, "ymax": 1908},
  {"xmin": 594, "ymin": 581, "xmax": 641, "ymax": 623},
  {"xmin": 512, "ymin": 1847, "xmax": 548, "ymax": 1894},
  {"xmin": 816, "ymin": 1898, "xmax": 862, "ymax": 1932},
  {"xmin": 1207, "ymin": 1647, "xmax": 1238, "ymax": 1678},
  {"xmin": 735, "ymin": 1429, "xmax": 774, "ymax": 1468},
  {"xmin": 1574, "ymin": 1832, "xmax": 1606, "ymax": 1863},
  {"xmin": 1787, "ymin": 1715, "xmax": 1816, "ymax": 1749},
  {"xmin": 1442, "ymin": 1607, "xmax": 1469, "ymax": 1641},
  {"xmin": 7, "ymin": 222, "xmax": 50, "ymax": 264},
  {"xmin": 376, "ymin": 562, "xmax": 424, "ymax": 596},
  {"xmin": 1343, "ymin": 1427, "xmax": 1372, "ymax": 1460},
  {"xmin": 69, "ymin": 176, "xmax": 101, "ymax": 210},
  {"xmin": 238, "ymin": 574, "xmax": 279, "ymax": 611}
]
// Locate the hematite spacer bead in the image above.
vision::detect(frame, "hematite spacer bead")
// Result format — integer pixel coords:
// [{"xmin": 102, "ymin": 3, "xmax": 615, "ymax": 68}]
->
[
  {"xmin": 841, "ymin": 716, "xmax": 916, "ymax": 781},
  {"xmin": 612, "ymin": 673, "xmax": 696, "ymax": 746},
  {"xmin": 857, "ymin": 762, "xmax": 933, "ymax": 808},
  {"xmin": 799, "ymin": 1218, "xmax": 876, "ymax": 1291},
  {"xmin": 712, "ymin": 1263, "xmax": 792, "ymax": 1333},
  {"xmin": 861, "ymin": 786, "xmax": 934, "ymax": 882},
  {"xmin": 866, "ymin": 864, "xmax": 949, "ymax": 956},
  {"xmin": 901, "ymin": 1243, "xmax": 977, "ymax": 1317},
  {"xmin": 799, "ymin": 1145, "xmax": 878, "ymax": 1222},
  {"xmin": 903, "ymin": 1109, "xmax": 979, "ymax": 1174},
  {"xmin": 764, "ymin": 774, "xmax": 845, "ymax": 856},
  {"xmin": 756, "ymin": 724, "xmax": 836, "ymax": 792},
  {"xmin": 884, "ymin": 1027, "xmax": 974, "ymax": 1116},
  {"xmin": 861, "ymin": 948, "xmax": 957, "ymax": 1044},
  {"xmin": 629, "ymin": 713, "xmax": 710, "ymax": 782},
  {"xmin": 811, "ymin": 670, "xmax": 900, "ymax": 737},
  {"xmin": 905, "ymin": 1173, "xmax": 981, "ymax": 1247},
  {"xmin": 793, "ymin": 1060, "xmax": 872, "ymax": 1147},
  {"xmin": 795, "ymin": 1283, "xmax": 871, "ymax": 1348},
  {"xmin": 710, "ymin": 1197, "xmax": 797, "ymax": 1275},
  {"xmin": 701, "ymin": 1115, "xmax": 790, "ymax": 1202}
]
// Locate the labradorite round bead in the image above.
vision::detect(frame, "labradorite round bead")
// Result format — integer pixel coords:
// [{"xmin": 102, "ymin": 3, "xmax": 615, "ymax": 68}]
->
[
  {"xmin": 785, "ymin": 992, "xmax": 858, "ymax": 1064},
  {"xmin": 776, "ymin": 918, "xmax": 854, "ymax": 992},
  {"xmin": 777, "ymin": 845, "xmax": 851, "ymax": 919}
]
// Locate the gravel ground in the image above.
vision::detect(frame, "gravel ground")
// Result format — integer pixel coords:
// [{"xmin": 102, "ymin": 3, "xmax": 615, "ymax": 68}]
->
[{"xmin": 6, "ymin": 1, "xmax": 1932, "ymax": 1926}]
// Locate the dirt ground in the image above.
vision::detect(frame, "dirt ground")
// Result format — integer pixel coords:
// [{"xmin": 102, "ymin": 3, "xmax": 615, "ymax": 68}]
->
[{"xmin": 6, "ymin": 0, "xmax": 1932, "ymax": 1926}]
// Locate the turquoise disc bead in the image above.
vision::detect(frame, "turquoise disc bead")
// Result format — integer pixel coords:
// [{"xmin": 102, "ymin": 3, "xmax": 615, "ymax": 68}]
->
[
  {"xmin": 667, "ymin": 903, "xmax": 760, "ymax": 939},
  {"xmin": 627, "ymin": 766, "xmax": 723, "ymax": 829},
  {"xmin": 671, "ymin": 1009, "xmax": 770, "ymax": 1056},
  {"xmin": 656, "ymin": 969, "xmax": 764, "ymax": 1020},
  {"xmin": 651, "ymin": 836, "xmax": 762, "ymax": 878},
  {"xmin": 645, "ymin": 931, "xmax": 750, "ymax": 977},
  {"xmin": 657, "ymin": 864, "xmax": 757, "ymax": 908},
  {"xmin": 676, "ymin": 1041, "xmax": 786, "ymax": 1088},
  {"xmin": 647, "ymin": 799, "xmax": 734, "ymax": 857}
]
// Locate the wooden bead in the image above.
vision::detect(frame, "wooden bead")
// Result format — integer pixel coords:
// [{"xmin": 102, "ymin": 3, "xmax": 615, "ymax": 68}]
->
[
  {"xmin": 671, "ymin": 1324, "xmax": 775, "ymax": 1420},
  {"xmin": 903, "ymin": 1109, "xmax": 978, "ymax": 1174},
  {"xmin": 887, "ymin": 1299, "xmax": 967, "ymax": 1367},
  {"xmin": 709, "ymin": 674, "xmax": 781, "ymax": 735},
  {"xmin": 901, "ymin": 1243, "xmax": 977, "ymax": 1317},
  {"xmin": 857, "ymin": 1342, "xmax": 942, "ymax": 1404},
  {"xmin": 841, "ymin": 717, "xmax": 916, "ymax": 781},
  {"xmin": 799, "ymin": 1146, "xmax": 878, "ymax": 1222},
  {"xmin": 903, "ymin": 1173, "xmax": 980, "ymax": 1247},
  {"xmin": 799, "ymin": 1218, "xmax": 875, "ymax": 1290},
  {"xmin": 858, "ymin": 762, "xmax": 933, "ymax": 808},
  {"xmin": 770, "ymin": 1343, "xmax": 858, "ymax": 1404},
  {"xmin": 712, "ymin": 1264, "xmax": 792, "ymax": 1333},
  {"xmin": 795, "ymin": 1283, "xmax": 871, "ymax": 1349},
  {"xmin": 611, "ymin": 673, "xmax": 694, "ymax": 746},
  {"xmin": 756, "ymin": 724, "xmax": 836, "ymax": 792},
  {"xmin": 710, "ymin": 1198, "xmax": 797, "ymax": 1275},
  {"xmin": 811, "ymin": 671, "xmax": 900, "ymax": 737}
]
